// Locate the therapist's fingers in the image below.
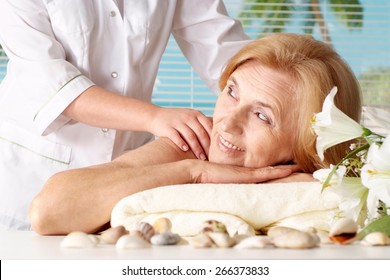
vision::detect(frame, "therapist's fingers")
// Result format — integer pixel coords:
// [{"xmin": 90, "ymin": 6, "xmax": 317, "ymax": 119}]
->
[
  {"xmin": 165, "ymin": 127, "xmax": 206, "ymax": 160},
  {"xmin": 184, "ymin": 117, "xmax": 211, "ymax": 158},
  {"xmin": 169, "ymin": 122, "xmax": 210, "ymax": 160},
  {"xmin": 197, "ymin": 114, "xmax": 213, "ymax": 137},
  {"xmin": 149, "ymin": 107, "xmax": 211, "ymax": 160},
  {"xmin": 175, "ymin": 123, "xmax": 209, "ymax": 160}
]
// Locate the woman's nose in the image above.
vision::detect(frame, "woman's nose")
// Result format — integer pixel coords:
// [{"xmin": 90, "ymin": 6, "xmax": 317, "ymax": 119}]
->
[{"xmin": 220, "ymin": 110, "xmax": 244, "ymax": 135}]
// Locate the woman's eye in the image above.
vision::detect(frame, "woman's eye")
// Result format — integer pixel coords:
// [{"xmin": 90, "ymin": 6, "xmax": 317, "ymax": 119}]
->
[
  {"xmin": 227, "ymin": 86, "xmax": 238, "ymax": 99},
  {"xmin": 257, "ymin": 112, "xmax": 270, "ymax": 124}
]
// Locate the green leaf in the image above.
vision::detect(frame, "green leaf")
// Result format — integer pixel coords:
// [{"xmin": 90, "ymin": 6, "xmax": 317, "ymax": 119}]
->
[{"xmin": 357, "ymin": 215, "xmax": 390, "ymax": 240}]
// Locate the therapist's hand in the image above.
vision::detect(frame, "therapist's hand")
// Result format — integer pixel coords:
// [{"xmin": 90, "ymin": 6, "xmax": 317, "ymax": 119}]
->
[{"xmin": 148, "ymin": 107, "xmax": 212, "ymax": 160}]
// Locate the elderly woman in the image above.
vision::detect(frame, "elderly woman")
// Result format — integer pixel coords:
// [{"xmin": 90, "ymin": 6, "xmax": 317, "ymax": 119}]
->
[{"xmin": 30, "ymin": 33, "xmax": 361, "ymax": 235}]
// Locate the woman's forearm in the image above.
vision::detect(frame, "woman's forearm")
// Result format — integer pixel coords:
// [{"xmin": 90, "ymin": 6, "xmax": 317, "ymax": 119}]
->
[{"xmin": 29, "ymin": 160, "xmax": 195, "ymax": 235}]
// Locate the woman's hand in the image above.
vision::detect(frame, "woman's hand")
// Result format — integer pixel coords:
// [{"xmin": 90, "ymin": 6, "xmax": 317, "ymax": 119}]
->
[
  {"xmin": 148, "ymin": 107, "xmax": 212, "ymax": 160},
  {"xmin": 189, "ymin": 160, "xmax": 300, "ymax": 184},
  {"xmin": 267, "ymin": 172, "xmax": 315, "ymax": 183}
]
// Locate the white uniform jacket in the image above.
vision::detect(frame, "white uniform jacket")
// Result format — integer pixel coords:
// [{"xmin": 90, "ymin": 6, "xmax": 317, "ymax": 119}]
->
[{"xmin": 0, "ymin": 0, "xmax": 250, "ymax": 230}]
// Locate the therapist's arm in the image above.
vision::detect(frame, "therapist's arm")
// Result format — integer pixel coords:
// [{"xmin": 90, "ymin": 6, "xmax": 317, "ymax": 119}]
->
[
  {"xmin": 64, "ymin": 85, "xmax": 212, "ymax": 160},
  {"xmin": 29, "ymin": 138, "xmax": 294, "ymax": 235}
]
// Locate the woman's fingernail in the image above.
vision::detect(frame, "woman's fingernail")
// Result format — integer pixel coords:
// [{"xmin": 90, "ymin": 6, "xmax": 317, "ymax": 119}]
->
[
  {"xmin": 182, "ymin": 145, "xmax": 189, "ymax": 151},
  {"xmin": 199, "ymin": 153, "xmax": 207, "ymax": 161}
]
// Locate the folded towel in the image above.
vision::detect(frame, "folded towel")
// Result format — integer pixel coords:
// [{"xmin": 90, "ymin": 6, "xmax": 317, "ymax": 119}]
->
[{"xmin": 111, "ymin": 182, "xmax": 341, "ymax": 237}]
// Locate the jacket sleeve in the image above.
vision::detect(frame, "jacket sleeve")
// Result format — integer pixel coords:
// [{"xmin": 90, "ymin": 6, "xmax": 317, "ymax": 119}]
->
[
  {"xmin": 0, "ymin": 0, "xmax": 94, "ymax": 135},
  {"xmin": 172, "ymin": 0, "xmax": 251, "ymax": 94}
]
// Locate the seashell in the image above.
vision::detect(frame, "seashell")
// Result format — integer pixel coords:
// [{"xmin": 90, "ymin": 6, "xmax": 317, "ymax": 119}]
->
[
  {"xmin": 267, "ymin": 226, "xmax": 299, "ymax": 238},
  {"xmin": 60, "ymin": 231, "xmax": 97, "ymax": 248},
  {"xmin": 134, "ymin": 222, "xmax": 155, "ymax": 242},
  {"xmin": 98, "ymin": 225, "xmax": 129, "ymax": 244},
  {"xmin": 315, "ymin": 230, "xmax": 333, "ymax": 244},
  {"xmin": 207, "ymin": 232, "xmax": 236, "ymax": 248},
  {"xmin": 329, "ymin": 218, "xmax": 358, "ymax": 244},
  {"xmin": 303, "ymin": 227, "xmax": 317, "ymax": 234},
  {"xmin": 150, "ymin": 232, "xmax": 181, "ymax": 246},
  {"xmin": 234, "ymin": 236, "xmax": 274, "ymax": 249},
  {"xmin": 201, "ymin": 220, "xmax": 228, "ymax": 234},
  {"xmin": 302, "ymin": 228, "xmax": 321, "ymax": 245},
  {"xmin": 361, "ymin": 232, "xmax": 390, "ymax": 246},
  {"xmin": 272, "ymin": 230, "xmax": 319, "ymax": 249},
  {"xmin": 88, "ymin": 234, "xmax": 100, "ymax": 245},
  {"xmin": 152, "ymin": 217, "xmax": 172, "ymax": 234},
  {"xmin": 233, "ymin": 234, "xmax": 252, "ymax": 243},
  {"xmin": 188, "ymin": 233, "xmax": 213, "ymax": 248},
  {"xmin": 115, "ymin": 235, "xmax": 151, "ymax": 249}
]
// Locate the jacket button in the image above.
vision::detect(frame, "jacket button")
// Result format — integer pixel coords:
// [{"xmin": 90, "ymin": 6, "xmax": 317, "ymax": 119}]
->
[
  {"xmin": 101, "ymin": 128, "xmax": 109, "ymax": 133},
  {"xmin": 110, "ymin": 11, "xmax": 116, "ymax": 17},
  {"xmin": 111, "ymin": 72, "xmax": 118, "ymax": 78}
]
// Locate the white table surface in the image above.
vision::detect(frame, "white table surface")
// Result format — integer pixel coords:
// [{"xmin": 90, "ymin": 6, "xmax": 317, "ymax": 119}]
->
[{"xmin": 1, "ymin": 230, "xmax": 390, "ymax": 260}]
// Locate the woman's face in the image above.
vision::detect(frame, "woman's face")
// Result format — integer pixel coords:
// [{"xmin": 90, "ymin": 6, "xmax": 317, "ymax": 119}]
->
[{"xmin": 209, "ymin": 61, "xmax": 296, "ymax": 168}]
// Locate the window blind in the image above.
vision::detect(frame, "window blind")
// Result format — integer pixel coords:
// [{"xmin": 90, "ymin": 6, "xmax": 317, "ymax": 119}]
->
[
  {"xmin": 1, "ymin": 0, "xmax": 389, "ymax": 113},
  {"xmin": 0, "ymin": 48, "xmax": 6, "ymax": 82}
]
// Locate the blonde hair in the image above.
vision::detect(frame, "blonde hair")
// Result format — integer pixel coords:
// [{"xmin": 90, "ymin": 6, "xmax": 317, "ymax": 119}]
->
[{"xmin": 219, "ymin": 33, "xmax": 361, "ymax": 172}]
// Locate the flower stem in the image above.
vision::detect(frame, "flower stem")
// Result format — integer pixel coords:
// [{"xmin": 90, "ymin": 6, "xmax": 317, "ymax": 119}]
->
[{"xmin": 321, "ymin": 142, "xmax": 370, "ymax": 191}]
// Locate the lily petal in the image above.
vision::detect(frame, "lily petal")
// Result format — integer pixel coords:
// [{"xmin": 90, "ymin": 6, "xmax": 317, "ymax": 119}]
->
[
  {"xmin": 361, "ymin": 136, "xmax": 390, "ymax": 218},
  {"xmin": 312, "ymin": 87, "xmax": 364, "ymax": 161}
]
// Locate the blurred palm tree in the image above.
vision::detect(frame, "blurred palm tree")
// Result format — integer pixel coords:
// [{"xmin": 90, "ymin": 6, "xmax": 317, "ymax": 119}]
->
[
  {"xmin": 239, "ymin": 0, "xmax": 363, "ymax": 43},
  {"xmin": 359, "ymin": 66, "xmax": 390, "ymax": 107}
]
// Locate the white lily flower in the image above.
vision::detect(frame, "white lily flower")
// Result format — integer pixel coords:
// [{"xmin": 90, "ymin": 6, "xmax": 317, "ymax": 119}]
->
[
  {"xmin": 315, "ymin": 166, "xmax": 368, "ymax": 223},
  {"xmin": 331, "ymin": 177, "xmax": 368, "ymax": 224},
  {"xmin": 313, "ymin": 165, "xmax": 346, "ymax": 187},
  {"xmin": 361, "ymin": 136, "xmax": 390, "ymax": 218},
  {"xmin": 312, "ymin": 87, "xmax": 365, "ymax": 161}
]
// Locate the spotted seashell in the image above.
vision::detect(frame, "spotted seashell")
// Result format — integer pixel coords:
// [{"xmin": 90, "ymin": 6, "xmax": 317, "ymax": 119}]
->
[
  {"xmin": 329, "ymin": 218, "xmax": 358, "ymax": 244},
  {"xmin": 115, "ymin": 235, "xmax": 151, "ymax": 249},
  {"xmin": 361, "ymin": 232, "xmax": 390, "ymax": 246},
  {"xmin": 153, "ymin": 217, "xmax": 172, "ymax": 234},
  {"xmin": 60, "ymin": 231, "xmax": 97, "ymax": 248},
  {"xmin": 272, "ymin": 230, "xmax": 319, "ymax": 249},
  {"xmin": 188, "ymin": 233, "xmax": 213, "ymax": 248},
  {"xmin": 201, "ymin": 220, "xmax": 227, "ymax": 234},
  {"xmin": 98, "ymin": 225, "xmax": 129, "ymax": 244},
  {"xmin": 234, "ymin": 236, "xmax": 274, "ymax": 249},
  {"xmin": 150, "ymin": 232, "xmax": 181, "ymax": 246},
  {"xmin": 134, "ymin": 222, "xmax": 155, "ymax": 242}
]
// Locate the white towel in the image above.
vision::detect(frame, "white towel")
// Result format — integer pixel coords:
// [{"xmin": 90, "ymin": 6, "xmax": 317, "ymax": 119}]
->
[{"xmin": 111, "ymin": 182, "xmax": 340, "ymax": 237}]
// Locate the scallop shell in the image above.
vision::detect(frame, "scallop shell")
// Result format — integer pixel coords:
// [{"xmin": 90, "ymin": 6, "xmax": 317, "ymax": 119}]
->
[
  {"xmin": 134, "ymin": 222, "xmax": 155, "ymax": 242},
  {"xmin": 60, "ymin": 231, "xmax": 97, "ymax": 248},
  {"xmin": 115, "ymin": 235, "xmax": 151, "ymax": 249}
]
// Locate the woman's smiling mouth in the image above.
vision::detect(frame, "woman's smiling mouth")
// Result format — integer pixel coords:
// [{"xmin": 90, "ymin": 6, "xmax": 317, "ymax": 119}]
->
[{"xmin": 218, "ymin": 135, "xmax": 244, "ymax": 152}]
